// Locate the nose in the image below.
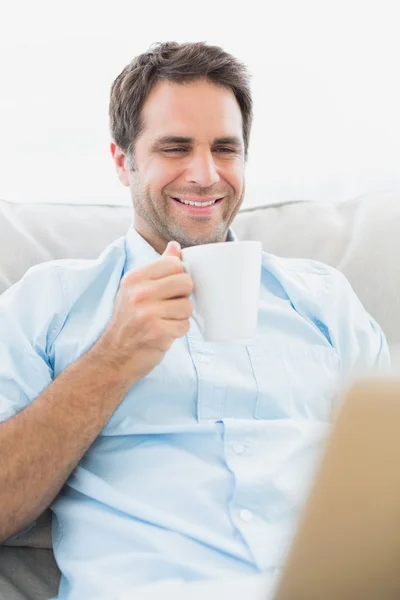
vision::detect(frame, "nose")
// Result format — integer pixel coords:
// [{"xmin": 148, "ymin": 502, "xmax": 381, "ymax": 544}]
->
[{"xmin": 184, "ymin": 150, "xmax": 220, "ymax": 187}]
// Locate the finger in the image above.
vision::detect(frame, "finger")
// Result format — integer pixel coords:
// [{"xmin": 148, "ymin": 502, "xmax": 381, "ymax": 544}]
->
[
  {"xmin": 154, "ymin": 273, "xmax": 194, "ymax": 300},
  {"xmin": 161, "ymin": 317, "xmax": 191, "ymax": 339},
  {"xmin": 130, "ymin": 274, "xmax": 194, "ymax": 304},
  {"xmin": 162, "ymin": 241, "xmax": 182, "ymax": 260},
  {"xmin": 124, "ymin": 255, "xmax": 185, "ymax": 285},
  {"xmin": 158, "ymin": 298, "xmax": 193, "ymax": 320}
]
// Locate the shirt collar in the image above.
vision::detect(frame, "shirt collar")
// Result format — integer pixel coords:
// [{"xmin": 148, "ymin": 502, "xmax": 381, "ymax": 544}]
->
[{"xmin": 124, "ymin": 226, "xmax": 237, "ymax": 273}]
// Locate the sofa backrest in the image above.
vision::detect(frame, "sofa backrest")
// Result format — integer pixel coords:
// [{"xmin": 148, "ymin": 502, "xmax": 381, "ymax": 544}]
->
[{"xmin": 1, "ymin": 192, "xmax": 399, "ymax": 345}]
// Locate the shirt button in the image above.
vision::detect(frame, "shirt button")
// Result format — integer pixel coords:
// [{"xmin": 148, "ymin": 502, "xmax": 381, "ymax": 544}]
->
[
  {"xmin": 199, "ymin": 355, "xmax": 211, "ymax": 363},
  {"xmin": 239, "ymin": 509, "xmax": 253, "ymax": 522},
  {"xmin": 233, "ymin": 443, "xmax": 245, "ymax": 455}
]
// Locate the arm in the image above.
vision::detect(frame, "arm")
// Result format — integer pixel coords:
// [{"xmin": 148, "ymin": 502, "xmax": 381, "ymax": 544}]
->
[
  {"xmin": 0, "ymin": 241, "xmax": 193, "ymax": 543},
  {"xmin": 0, "ymin": 342, "xmax": 134, "ymax": 543}
]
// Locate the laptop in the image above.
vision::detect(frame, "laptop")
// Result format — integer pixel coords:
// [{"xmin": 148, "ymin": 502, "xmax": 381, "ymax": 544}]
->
[{"xmin": 273, "ymin": 377, "xmax": 400, "ymax": 600}]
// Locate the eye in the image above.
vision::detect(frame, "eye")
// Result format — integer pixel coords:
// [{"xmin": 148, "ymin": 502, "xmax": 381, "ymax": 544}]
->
[
  {"xmin": 214, "ymin": 147, "xmax": 236, "ymax": 154},
  {"xmin": 162, "ymin": 148, "xmax": 188, "ymax": 154}
]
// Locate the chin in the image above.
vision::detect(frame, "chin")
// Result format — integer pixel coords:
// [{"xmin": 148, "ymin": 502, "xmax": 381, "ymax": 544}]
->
[{"xmin": 178, "ymin": 231, "xmax": 227, "ymax": 248}]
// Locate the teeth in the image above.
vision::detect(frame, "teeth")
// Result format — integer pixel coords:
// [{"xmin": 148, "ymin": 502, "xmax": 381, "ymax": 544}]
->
[{"xmin": 176, "ymin": 198, "xmax": 216, "ymax": 207}]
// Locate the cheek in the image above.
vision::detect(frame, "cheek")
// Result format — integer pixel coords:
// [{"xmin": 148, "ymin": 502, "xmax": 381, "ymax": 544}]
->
[
  {"xmin": 145, "ymin": 160, "xmax": 182, "ymax": 193},
  {"xmin": 224, "ymin": 163, "xmax": 245, "ymax": 196}
]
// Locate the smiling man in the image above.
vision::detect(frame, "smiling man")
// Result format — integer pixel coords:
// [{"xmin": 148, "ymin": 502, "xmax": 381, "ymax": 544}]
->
[{"xmin": 0, "ymin": 42, "xmax": 390, "ymax": 600}]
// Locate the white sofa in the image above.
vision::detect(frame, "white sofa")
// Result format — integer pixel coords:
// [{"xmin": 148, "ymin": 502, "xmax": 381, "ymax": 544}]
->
[{"xmin": 1, "ymin": 191, "xmax": 399, "ymax": 599}]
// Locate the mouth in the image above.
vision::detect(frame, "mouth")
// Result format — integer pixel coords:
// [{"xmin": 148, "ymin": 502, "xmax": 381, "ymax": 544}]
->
[{"xmin": 170, "ymin": 196, "xmax": 223, "ymax": 215}]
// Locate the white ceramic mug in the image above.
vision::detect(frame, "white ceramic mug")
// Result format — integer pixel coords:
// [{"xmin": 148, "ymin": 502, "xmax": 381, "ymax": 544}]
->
[{"xmin": 181, "ymin": 240, "xmax": 262, "ymax": 342}]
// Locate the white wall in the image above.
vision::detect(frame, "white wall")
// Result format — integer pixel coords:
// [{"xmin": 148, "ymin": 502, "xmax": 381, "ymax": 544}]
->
[{"xmin": 0, "ymin": 0, "xmax": 399, "ymax": 206}]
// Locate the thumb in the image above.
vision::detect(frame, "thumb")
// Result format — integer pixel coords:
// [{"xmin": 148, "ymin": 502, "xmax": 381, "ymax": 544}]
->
[{"xmin": 163, "ymin": 240, "xmax": 182, "ymax": 259}]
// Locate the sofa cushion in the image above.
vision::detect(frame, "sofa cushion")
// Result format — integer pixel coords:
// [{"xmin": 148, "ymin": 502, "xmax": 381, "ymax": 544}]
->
[
  {"xmin": 1, "ymin": 512, "xmax": 59, "ymax": 600},
  {"xmin": 0, "ymin": 547, "xmax": 60, "ymax": 600}
]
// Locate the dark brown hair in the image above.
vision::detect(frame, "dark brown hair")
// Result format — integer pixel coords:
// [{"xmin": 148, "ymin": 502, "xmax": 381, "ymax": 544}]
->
[{"xmin": 109, "ymin": 41, "xmax": 253, "ymax": 163}]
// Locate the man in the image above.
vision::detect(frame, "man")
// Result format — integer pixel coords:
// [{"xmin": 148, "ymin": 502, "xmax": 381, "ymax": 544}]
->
[{"xmin": 0, "ymin": 41, "xmax": 389, "ymax": 600}]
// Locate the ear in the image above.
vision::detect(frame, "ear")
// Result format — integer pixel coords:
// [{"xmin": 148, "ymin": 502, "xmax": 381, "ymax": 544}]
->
[{"xmin": 110, "ymin": 143, "xmax": 131, "ymax": 187}]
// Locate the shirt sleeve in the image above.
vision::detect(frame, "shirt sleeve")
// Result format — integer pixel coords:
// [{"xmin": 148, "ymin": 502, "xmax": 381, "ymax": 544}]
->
[
  {"xmin": 0, "ymin": 263, "xmax": 65, "ymax": 423},
  {"xmin": 325, "ymin": 268, "xmax": 391, "ymax": 383}
]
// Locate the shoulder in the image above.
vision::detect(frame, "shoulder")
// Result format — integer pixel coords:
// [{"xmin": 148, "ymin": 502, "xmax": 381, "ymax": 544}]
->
[
  {"xmin": 262, "ymin": 251, "xmax": 339, "ymax": 274},
  {"xmin": 261, "ymin": 251, "xmax": 345, "ymax": 296},
  {"xmin": 0, "ymin": 235, "xmax": 127, "ymax": 344},
  {"xmin": 47, "ymin": 234, "xmax": 127, "ymax": 281},
  {"xmin": 22, "ymin": 235, "xmax": 126, "ymax": 299},
  {"xmin": 261, "ymin": 250, "xmax": 371, "ymax": 326},
  {"xmin": 4, "ymin": 235, "xmax": 127, "ymax": 289},
  {"xmin": 261, "ymin": 251, "xmax": 390, "ymax": 375}
]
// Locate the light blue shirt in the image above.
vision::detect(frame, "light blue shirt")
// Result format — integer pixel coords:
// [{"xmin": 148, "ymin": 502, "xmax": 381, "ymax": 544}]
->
[{"xmin": 0, "ymin": 227, "xmax": 390, "ymax": 600}]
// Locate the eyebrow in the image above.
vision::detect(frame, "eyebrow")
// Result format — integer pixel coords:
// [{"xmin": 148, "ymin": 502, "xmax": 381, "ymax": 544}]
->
[{"xmin": 152, "ymin": 135, "xmax": 243, "ymax": 148}]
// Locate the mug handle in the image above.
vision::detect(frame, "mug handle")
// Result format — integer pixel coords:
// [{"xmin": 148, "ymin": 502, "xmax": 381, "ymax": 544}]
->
[{"xmin": 181, "ymin": 261, "xmax": 205, "ymax": 335}]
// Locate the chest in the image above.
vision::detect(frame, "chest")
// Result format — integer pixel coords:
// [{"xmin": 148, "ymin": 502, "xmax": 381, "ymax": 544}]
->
[{"xmin": 64, "ymin": 289, "xmax": 340, "ymax": 434}]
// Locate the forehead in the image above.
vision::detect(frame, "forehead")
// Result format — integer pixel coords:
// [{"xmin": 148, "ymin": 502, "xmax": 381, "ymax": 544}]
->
[{"xmin": 139, "ymin": 79, "xmax": 243, "ymax": 142}]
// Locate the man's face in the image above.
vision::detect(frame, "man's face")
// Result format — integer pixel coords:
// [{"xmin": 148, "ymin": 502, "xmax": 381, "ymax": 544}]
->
[{"xmin": 111, "ymin": 79, "xmax": 246, "ymax": 253}]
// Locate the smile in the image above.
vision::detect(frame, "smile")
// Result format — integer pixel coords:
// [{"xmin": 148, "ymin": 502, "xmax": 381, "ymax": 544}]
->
[{"xmin": 172, "ymin": 197, "xmax": 223, "ymax": 207}]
